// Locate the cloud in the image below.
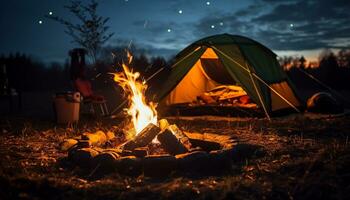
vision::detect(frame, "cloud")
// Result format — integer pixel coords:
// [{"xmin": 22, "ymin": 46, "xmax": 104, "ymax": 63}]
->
[{"xmin": 194, "ymin": 0, "xmax": 350, "ymax": 51}]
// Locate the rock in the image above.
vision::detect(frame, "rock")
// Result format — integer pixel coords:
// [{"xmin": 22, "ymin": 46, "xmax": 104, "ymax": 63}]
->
[
  {"xmin": 81, "ymin": 131, "xmax": 107, "ymax": 146},
  {"xmin": 92, "ymin": 152, "xmax": 119, "ymax": 173},
  {"xmin": 176, "ymin": 151, "xmax": 211, "ymax": 173},
  {"xmin": 143, "ymin": 155, "xmax": 177, "ymax": 177},
  {"xmin": 116, "ymin": 156, "xmax": 142, "ymax": 176},
  {"xmin": 68, "ymin": 148, "xmax": 99, "ymax": 167},
  {"xmin": 229, "ymin": 144, "xmax": 265, "ymax": 162},
  {"xmin": 77, "ymin": 140, "xmax": 91, "ymax": 148},
  {"xmin": 208, "ymin": 150, "xmax": 232, "ymax": 172},
  {"xmin": 60, "ymin": 139, "xmax": 78, "ymax": 151},
  {"xmin": 132, "ymin": 147, "xmax": 149, "ymax": 158},
  {"xmin": 105, "ymin": 131, "xmax": 115, "ymax": 140}
]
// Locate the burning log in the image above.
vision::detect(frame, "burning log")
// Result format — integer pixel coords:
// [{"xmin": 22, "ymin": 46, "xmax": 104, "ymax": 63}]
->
[
  {"xmin": 122, "ymin": 123, "xmax": 161, "ymax": 150},
  {"xmin": 158, "ymin": 118, "xmax": 170, "ymax": 131},
  {"xmin": 157, "ymin": 125, "xmax": 192, "ymax": 155}
]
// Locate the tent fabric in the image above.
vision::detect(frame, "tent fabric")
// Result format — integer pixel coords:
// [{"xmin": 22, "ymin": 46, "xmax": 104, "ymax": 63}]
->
[
  {"xmin": 156, "ymin": 33, "xmax": 302, "ymax": 115},
  {"xmin": 270, "ymin": 81, "xmax": 300, "ymax": 111},
  {"xmin": 200, "ymin": 59, "xmax": 236, "ymax": 84},
  {"xmin": 165, "ymin": 59, "xmax": 219, "ymax": 104}
]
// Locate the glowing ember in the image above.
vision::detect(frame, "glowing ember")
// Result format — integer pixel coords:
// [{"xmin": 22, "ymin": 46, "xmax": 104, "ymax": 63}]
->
[{"xmin": 113, "ymin": 52, "xmax": 157, "ymax": 138}]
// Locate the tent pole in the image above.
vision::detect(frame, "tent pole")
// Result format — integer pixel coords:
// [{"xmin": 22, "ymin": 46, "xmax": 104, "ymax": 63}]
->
[
  {"xmin": 247, "ymin": 63, "xmax": 271, "ymax": 120},
  {"xmin": 211, "ymin": 46, "xmax": 300, "ymax": 113}
]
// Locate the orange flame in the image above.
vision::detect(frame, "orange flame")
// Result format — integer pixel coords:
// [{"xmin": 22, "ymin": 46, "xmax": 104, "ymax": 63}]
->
[{"xmin": 113, "ymin": 52, "xmax": 157, "ymax": 137}]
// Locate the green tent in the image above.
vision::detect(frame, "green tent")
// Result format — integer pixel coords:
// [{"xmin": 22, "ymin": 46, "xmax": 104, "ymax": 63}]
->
[{"xmin": 156, "ymin": 34, "xmax": 302, "ymax": 118}]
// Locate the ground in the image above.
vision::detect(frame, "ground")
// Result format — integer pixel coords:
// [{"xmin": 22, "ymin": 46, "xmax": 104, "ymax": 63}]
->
[{"xmin": 1, "ymin": 113, "xmax": 350, "ymax": 200}]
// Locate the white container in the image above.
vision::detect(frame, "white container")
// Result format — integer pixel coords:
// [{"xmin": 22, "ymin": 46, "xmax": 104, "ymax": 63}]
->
[{"xmin": 53, "ymin": 92, "xmax": 80, "ymax": 124}]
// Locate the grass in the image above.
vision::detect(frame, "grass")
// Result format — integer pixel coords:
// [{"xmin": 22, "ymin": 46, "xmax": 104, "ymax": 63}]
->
[{"xmin": 0, "ymin": 114, "xmax": 350, "ymax": 199}]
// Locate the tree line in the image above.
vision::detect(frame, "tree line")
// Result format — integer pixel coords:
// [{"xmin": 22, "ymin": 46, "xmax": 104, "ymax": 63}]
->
[
  {"xmin": 279, "ymin": 49, "xmax": 350, "ymax": 90},
  {"xmin": 0, "ymin": 49, "xmax": 170, "ymax": 92}
]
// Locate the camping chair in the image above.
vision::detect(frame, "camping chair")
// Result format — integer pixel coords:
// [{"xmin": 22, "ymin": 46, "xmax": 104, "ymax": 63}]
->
[{"xmin": 73, "ymin": 78, "xmax": 109, "ymax": 116}]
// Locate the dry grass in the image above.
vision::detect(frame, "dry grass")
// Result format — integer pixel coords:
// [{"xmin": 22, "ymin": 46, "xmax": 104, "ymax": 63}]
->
[{"xmin": 0, "ymin": 114, "xmax": 350, "ymax": 200}]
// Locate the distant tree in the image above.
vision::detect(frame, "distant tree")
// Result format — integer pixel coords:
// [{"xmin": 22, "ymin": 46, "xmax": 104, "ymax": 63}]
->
[
  {"xmin": 299, "ymin": 56, "xmax": 306, "ymax": 69},
  {"xmin": 46, "ymin": 0, "xmax": 114, "ymax": 65},
  {"xmin": 319, "ymin": 51, "xmax": 339, "ymax": 70},
  {"xmin": 131, "ymin": 54, "xmax": 150, "ymax": 75},
  {"xmin": 337, "ymin": 49, "xmax": 350, "ymax": 68}
]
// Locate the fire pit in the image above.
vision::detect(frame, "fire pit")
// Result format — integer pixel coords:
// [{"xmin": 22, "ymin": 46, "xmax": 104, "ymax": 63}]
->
[{"xmin": 61, "ymin": 122, "xmax": 237, "ymax": 177}]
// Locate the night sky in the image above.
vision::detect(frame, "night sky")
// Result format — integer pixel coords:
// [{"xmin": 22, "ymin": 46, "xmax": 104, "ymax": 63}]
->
[{"xmin": 0, "ymin": 0, "xmax": 349, "ymax": 63}]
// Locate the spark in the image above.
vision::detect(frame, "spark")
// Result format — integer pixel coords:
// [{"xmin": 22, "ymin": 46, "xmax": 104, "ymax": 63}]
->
[
  {"xmin": 290, "ymin": 23, "xmax": 294, "ymax": 28},
  {"xmin": 219, "ymin": 22, "xmax": 224, "ymax": 26},
  {"xmin": 48, "ymin": 11, "xmax": 53, "ymax": 15},
  {"xmin": 167, "ymin": 28, "xmax": 172, "ymax": 32},
  {"xmin": 38, "ymin": 20, "xmax": 43, "ymax": 24},
  {"xmin": 128, "ymin": 40, "xmax": 133, "ymax": 49},
  {"xmin": 211, "ymin": 25, "xmax": 215, "ymax": 29},
  {"xmin": 178, "ymin": 10, "xmax": 183, "ymax": 14},
  {"xmin": 206, "ymin": 1, "xmax": 211, "ymax": 6}
]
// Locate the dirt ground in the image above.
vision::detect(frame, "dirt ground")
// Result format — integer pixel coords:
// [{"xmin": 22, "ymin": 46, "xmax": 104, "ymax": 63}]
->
[{"xmin": 0, "ymin": 114, "xmax": 350, "ymax": 200}]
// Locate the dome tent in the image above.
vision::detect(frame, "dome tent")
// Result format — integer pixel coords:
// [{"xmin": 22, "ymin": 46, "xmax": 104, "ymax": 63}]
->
[{"xmin": 155, "ymin": 34, "xmax": 302, "ymax": 118}]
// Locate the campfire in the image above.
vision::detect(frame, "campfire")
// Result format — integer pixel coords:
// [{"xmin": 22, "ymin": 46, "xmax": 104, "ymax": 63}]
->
[{"xmin": 60, "ymin": 53, "xmax": 237, "ymax": 177}]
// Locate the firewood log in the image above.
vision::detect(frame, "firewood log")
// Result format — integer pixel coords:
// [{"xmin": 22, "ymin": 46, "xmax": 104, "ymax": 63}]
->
[
  {"xmin": 168, "ymin": 125, "xmax": 192, "ymax": 149},
  {"xmin": 158, "ymin": 119, "xmax": 170, "ymax": 131},
  {"xmin": 123, "ymin": 123, "xmax": 161, "ymax": 150},
  {"xmin": 157, "ymin": 125, "xmax": 192, "ymax": 155}
]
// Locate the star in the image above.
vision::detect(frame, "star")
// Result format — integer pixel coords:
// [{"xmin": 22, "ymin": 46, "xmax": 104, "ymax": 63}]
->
[
  {"xmin": 167, "ymin": 28, "xmax": 172, "ymax": 32},
  {"xmin": 211, "ymin": 25, "xmax": 215, "ymax": 29},
  {"xmin": 178, "ymin": 10, "xmax": 183, "ymax": 14},
  {"xmin": 48, "ymin": 11, "xmax": 53, "ymax": 15},
  {"xmin": 38, "ymin": 20, "xmax": 43, "ymax": 24},
  {"xmin": 206, "ymin": 1, "xmax": 211, "ymax": 6},
  {"xmin": 290, "ymin": 23, "xmax": 294, "ymax": 28}
]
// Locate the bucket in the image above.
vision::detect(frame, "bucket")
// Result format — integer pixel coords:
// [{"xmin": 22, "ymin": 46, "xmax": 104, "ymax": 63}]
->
[{"xmin": 53, "ymin": 92, "xmax": 81, "ymax": 124}]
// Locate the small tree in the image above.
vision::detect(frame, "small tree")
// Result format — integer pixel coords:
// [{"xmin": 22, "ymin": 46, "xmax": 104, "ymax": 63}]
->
[{"xmin": 46, "ymin": 0, "xmax": 114, "ymax": 65}]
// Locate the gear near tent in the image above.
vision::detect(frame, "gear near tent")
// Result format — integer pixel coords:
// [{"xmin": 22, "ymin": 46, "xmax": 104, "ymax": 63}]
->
[{"xmin": 155, "ymin": 34, "xmax": 302, "ymax": 119}]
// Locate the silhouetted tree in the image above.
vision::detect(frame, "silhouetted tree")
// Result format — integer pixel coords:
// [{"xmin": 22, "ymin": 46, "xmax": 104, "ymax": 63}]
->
[
  {"xmin": 299, "ymin": 56, "xmax": 306, "ymax": 69},
  {"xmin": 337, "ymin": 49, "xmax": 350, "ymax": 68},
  {"xmin": 46, "ymin": 0, "xmax": 114, "ymax": 64}
]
